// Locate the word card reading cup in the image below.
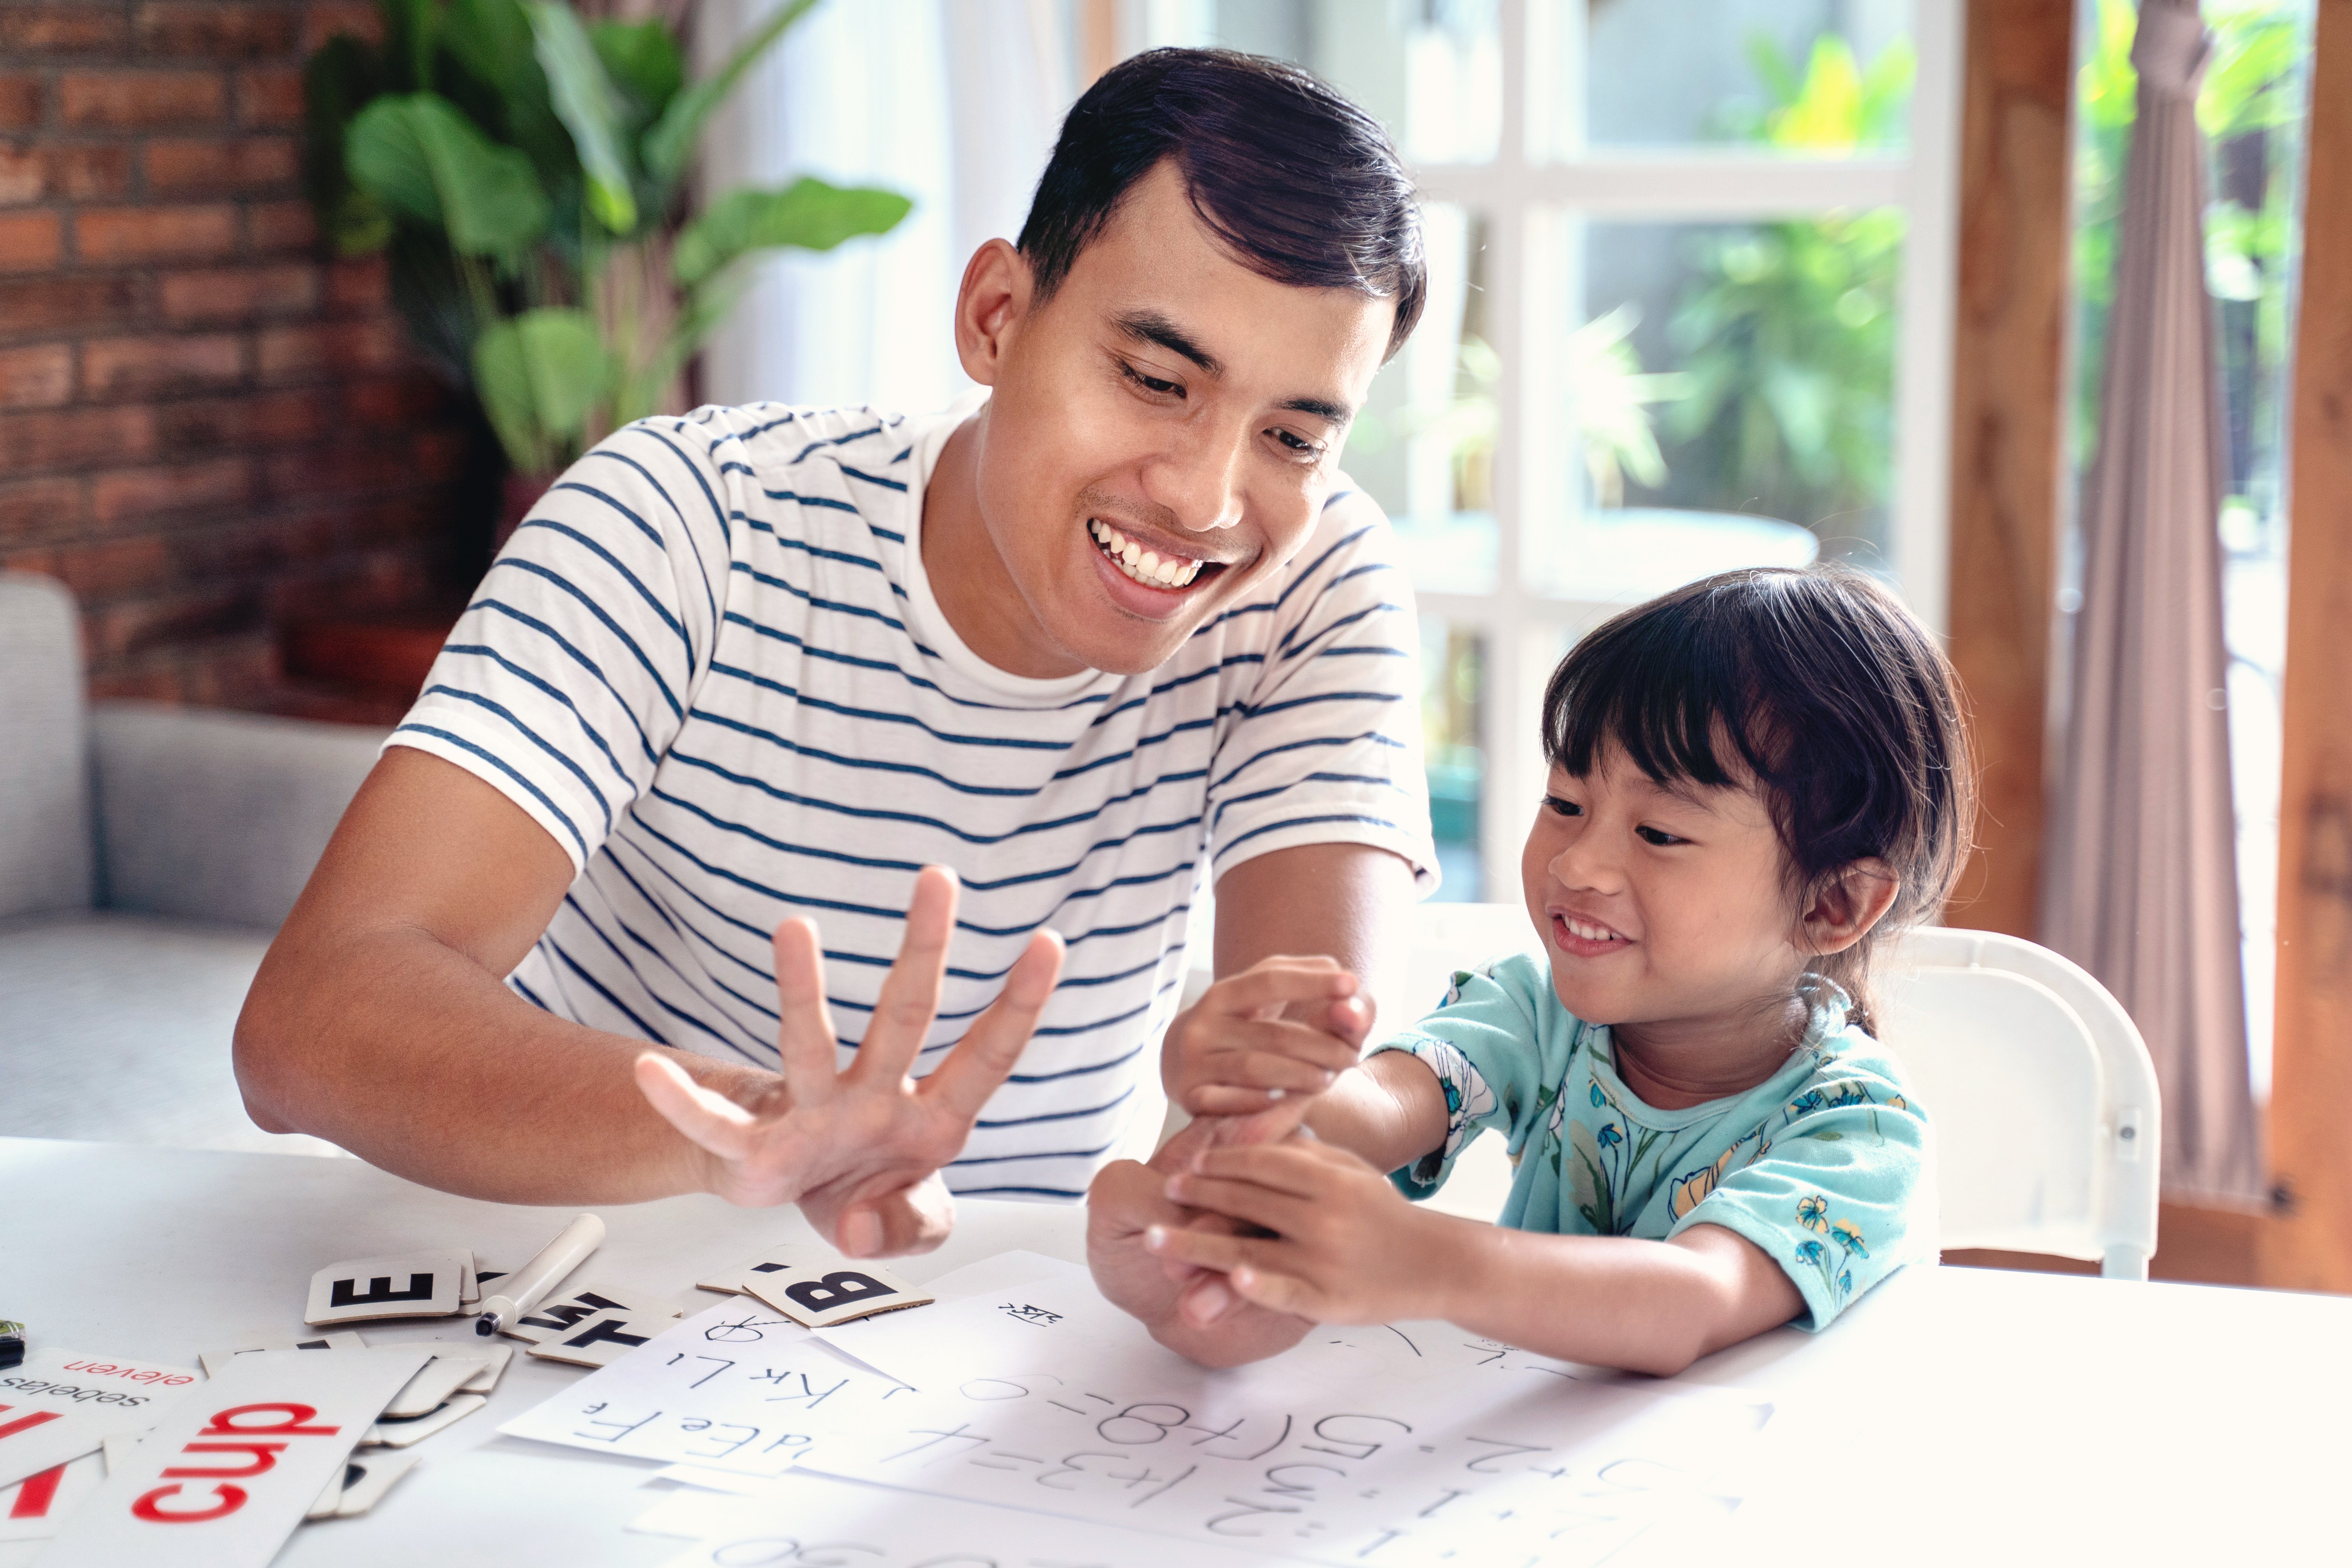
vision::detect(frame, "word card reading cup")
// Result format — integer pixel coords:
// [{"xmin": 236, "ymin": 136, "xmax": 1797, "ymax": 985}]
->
[
  {"xmin": 524, "ymin": 1310, "xmax": 674, "ymax": 1368},
  {"xmin": 500, "ymin": 1281, "xmax": 684, "ymax": 1344},
  {"xmin": 742, "ymin": 1261, "xmax": 933, "ymax": 1329},
  {"xmin": 0, "ymin": 1348, "xmax": 200, "ymax": 1490},
  {"xmin": 305, "ymin": 1250, "xmax": 469, "ymax": 1325},
  {"xmin": 36, "ymin": 1342, "xmax": 432, "ymax": 1568}
]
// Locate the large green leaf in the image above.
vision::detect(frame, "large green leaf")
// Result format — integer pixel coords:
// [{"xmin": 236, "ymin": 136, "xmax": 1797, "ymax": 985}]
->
[
  {"xmin": 592, "ymin": 18, "xmax": 682, "ymax": 127},
  {"xmin": 348, "ymin": 93, "xmax": 550, "ymax": 258},
  {"xmin": 640, "ymin": 0, "xmax": 819, "ymax": 189},
  {"xmin": 473, "ymin": 307, "xmax": 610, "ymax": 472},
  {"xmin": 673, "ymin": 177, "xmax": 912, "ymax": 287},
  {"xmin": 528, "ymin": 1, "xmax": 637, "ymax": 234}
]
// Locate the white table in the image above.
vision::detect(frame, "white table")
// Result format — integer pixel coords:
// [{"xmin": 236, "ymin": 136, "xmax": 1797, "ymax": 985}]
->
[{"xmin": 4, "ymin": 1137, "xmax": 2344, "ymax": 1564}]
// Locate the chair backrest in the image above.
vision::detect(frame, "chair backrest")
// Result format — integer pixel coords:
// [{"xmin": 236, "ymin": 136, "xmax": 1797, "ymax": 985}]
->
[
  {"xmin": 1873, "ymin": 926, "xmax": 2160, "ymax": 1279},
  {"xmin": 0, "ymin": 573, "xmax": 94, "ymax": 920}
]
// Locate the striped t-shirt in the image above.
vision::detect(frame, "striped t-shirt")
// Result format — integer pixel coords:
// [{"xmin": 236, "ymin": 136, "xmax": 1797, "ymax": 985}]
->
[{"xmin": 391, "ymin": 399, "xmax": 1436, "ymax": 1200}]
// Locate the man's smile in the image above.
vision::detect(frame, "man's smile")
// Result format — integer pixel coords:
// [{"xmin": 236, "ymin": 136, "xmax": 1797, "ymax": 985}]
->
[{"xmin": 1087, "ymin": 516, "xmax": 1233, "ymax": 593}]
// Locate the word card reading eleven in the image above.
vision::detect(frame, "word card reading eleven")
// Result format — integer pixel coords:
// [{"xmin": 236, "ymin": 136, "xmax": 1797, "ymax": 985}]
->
[{"xmin": 38, "ymin": 1343, "xmax": 433, "ymax": 1568}]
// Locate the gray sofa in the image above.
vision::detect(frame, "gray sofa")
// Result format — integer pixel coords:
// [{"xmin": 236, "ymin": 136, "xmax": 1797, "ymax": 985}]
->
[{"xmin": 1, "ymin": 572, "xmax": 390, "ymax": 1156}]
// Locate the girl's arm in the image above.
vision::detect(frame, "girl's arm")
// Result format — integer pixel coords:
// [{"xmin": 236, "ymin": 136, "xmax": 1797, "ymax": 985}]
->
[
  {"xmin": 1299, "ymin": 1049, "xmax": 1452, "ymax": 1172},
  {"xmin": 1148, "ymin": 1136, "xmax": 1804, "ymax": 1377}
]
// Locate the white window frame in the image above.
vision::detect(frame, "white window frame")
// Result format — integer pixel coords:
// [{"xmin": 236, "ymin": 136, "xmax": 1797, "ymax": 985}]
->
[{"xmin": 1406, "ymin": 0, "xmax": 1965, "ymax": 902}]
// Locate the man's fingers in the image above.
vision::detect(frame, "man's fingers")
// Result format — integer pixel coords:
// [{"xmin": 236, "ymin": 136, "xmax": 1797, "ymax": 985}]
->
[
  {"xmin": 1186, "ymin": 1085, "xmax": 1301, "ymax": 1117},
  {"xmin": 922, "ymin": 927, "xmax": 1064, "ymax": 1119},
  {"xmin": 1205, "ymin": 1019, "xmax": 1363, "ymax": 1074},
  {"xmin": 840, "ymin": 1177, "xmax": 955, "ymax": 1258},
  {"xmin": 1177, "ymin": 1271, "xmax": 1240, "ymax": 1327},
  {"xmin": 772, "ymin": 918, "xmax": 843, "ymax": 1102},
  {"xmin": 1198, "ymin": 960, "xmax": 1359, "ymax": 1019},
  {"xmin": 633, "ymin": 1051, "xmax": 758, "ymax": 1161},
  {"xmin": 854, "ymin": 866, "xmax": 959, "ymax": 1085},
  {"xmin": 1166, "ymin": 1171, "xmax": 1316, "ymax": 1237},
  {"xmin": 1143, "ymin": 1221, "xmax": 1266, "ymax": 1275},
  {"xmin": 1191, "ymin": 1140, "xmax": 1354, "ymax": 1199}
]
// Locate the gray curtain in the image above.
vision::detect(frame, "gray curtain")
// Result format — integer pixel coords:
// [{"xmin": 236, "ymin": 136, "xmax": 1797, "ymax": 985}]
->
[{"xmin": 2042, "ymin": 0, "xmax": 2262, "ymax": 1201}]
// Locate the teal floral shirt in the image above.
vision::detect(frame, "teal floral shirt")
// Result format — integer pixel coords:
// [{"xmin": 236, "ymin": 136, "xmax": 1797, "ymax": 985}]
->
[{"xmin": 1373, "ymin": 953, "xmax": 1931, "ymax": 1331}]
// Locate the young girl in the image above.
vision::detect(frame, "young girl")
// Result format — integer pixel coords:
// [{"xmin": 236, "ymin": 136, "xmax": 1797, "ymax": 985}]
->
[{"xmin": 1088, "ymin": 564, "xmax": 1974, "ymax": 1375}]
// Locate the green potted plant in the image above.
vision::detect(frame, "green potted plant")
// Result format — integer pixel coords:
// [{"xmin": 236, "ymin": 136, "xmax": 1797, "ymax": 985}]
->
[{"xmin": 302, "ymin": 0, "xmax": 911, "ymax": 537}]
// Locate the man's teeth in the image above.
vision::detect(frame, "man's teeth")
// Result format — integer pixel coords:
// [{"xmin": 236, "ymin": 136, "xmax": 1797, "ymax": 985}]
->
[
  {"xmin": 1089, "ymin": 518, "xmax": 1202, "ymax": 588},
  {"xmin": 1564, "ymin": 918, "xmax": 1623, "ymax": 943}
]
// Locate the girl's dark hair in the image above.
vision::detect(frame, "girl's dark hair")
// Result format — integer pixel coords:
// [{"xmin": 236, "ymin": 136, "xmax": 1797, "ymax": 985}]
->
[
  {"xmin": 1542, "ymin": 565, "xmax": 1975, "ymax": 1028},
  {"xmin": 1018, "ymin": 48, "xmax": 1426, "ymax": 359}
]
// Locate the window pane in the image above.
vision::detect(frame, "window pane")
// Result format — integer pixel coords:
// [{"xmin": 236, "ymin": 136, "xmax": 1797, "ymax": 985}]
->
[
  {"xmin": 1342, "ymin": 203, "xmax": 1498, "ymax": 596},
  {"xmin": 1192, "ymin": 0, "xmax": 1501, "ymax": 164},
  {"xmin": 1567, "ymin": 0, "xmax": 1914, "ymax": 155},
  {"xmin": 1420, "ymin": 615, "xmax": 1487, "ymax": 903},
  {"xmin": 1527, "ymin": 212, "xmax": 1902, "ymax": 594}
]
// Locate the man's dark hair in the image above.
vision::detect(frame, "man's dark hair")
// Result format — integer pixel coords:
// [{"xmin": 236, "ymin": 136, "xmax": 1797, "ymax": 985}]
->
[
  {"xmin": 1541, "ymin": 566, "xmax": 1977, "ymax": 1028},
  {"xmin": 1018, "ymin": 48, "xmax": 1426, "ymax": 358}
]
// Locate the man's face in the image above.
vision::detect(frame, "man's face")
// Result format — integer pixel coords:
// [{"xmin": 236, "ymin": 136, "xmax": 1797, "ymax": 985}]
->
[{"xmin": 960, "ymin": 162, "xmax": 1395, "ymax": 677}]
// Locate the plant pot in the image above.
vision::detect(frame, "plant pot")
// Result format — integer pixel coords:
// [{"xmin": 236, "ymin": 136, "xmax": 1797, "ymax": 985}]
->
[{"xmin": 495, "ymin": 470, "xmax": 557, "ymax": 553}]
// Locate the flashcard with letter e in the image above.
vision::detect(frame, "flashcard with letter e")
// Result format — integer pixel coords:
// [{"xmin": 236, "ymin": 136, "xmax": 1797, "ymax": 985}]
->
[
  {"xmin": 524, "ymin": 1310, "xmax": 673, "ymax": 1368},
  {"xmin": 741, "ymin": 1258, "xmax": 933, "ymax": 1328},
  {"xmin": 0, "ymin": 1348, "xmax": 201, "ymax": 1490},
  {"xmin": 501, "ymin": 1281, "xmax": 686, "ymax": 1343},
  {"xmin": 305, "ymin": 1250, "xmax": 468, "ymax": 1325},
  {"xmin": 35, "ymin": 1342, "xmax": 432, "ymax": 1568}
]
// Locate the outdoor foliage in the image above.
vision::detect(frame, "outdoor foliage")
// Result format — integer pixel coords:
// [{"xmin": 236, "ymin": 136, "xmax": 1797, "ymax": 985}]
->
[
  {"xmin": 303, "ymin": 0, "xmax": 912, "ymax": 475},
  {"xmin": 1653, "ymin": 33, "xmax": 1913, "ymax": 547}
]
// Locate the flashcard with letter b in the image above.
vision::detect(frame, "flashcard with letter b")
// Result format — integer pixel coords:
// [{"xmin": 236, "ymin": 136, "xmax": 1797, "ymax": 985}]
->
[{"xmin": 740, "ymin": 1258, "xmax": 932, "ymax": 1328}]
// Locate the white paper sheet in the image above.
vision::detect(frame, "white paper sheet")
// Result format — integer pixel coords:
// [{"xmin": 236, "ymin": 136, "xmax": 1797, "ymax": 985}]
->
[
  {"xmin": 632, "ymin": 1467, "xmax": 1276, "ymax": 1568},
  {"xmin": 36, "ymin": 1343, "xmax": 433, "ymax": 1568},
  {"xmin": 795, "ymin": 1273, "xmax": 1771, "ymax": 1568},
  {"xmin": 498, "ymin": 1299, "xmax": 916, "ymax": 1475},
  {"xmin": 0, "ymin": 1348, "xmax": 201, "ymax": 1489}
]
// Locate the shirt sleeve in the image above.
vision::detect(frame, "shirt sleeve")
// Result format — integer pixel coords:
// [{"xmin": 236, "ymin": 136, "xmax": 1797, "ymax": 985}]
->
[
  {"xmin": 387, "ymin": 415, "xmax": 735, "ymax": 872},
  {"xmin": 1668, "ymin": 1066, "xmax": 1930, "ymax": 1331},
  {"xmin": 1203, "ymin": 490, "xmax": 1438, "ymax": 891},
  {"xmin": 1368, "ymin": 957, "xmax": 1557, "ymax": 1200}
]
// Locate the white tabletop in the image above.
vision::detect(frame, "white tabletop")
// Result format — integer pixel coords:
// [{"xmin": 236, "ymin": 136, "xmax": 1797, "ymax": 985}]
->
[{"xmin": 4, "ymin": 1137, "xmax": 2343, "ymax": 1564}]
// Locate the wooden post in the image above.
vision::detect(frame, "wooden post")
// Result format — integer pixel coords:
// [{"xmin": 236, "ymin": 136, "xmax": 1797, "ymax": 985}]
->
[
  {"xmin": 1943, "ymin": 0, "xmax": 2077, "ymax": 938},
  {"xmin": 2263, "ymin": 0, "xmax": 2352, "ymax": 1293}
]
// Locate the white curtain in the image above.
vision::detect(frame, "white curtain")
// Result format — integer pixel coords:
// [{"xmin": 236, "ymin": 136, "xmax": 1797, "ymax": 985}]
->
[{"xmin": 696, "ymin": 0, "xmax": 1076, "ymax": 415}]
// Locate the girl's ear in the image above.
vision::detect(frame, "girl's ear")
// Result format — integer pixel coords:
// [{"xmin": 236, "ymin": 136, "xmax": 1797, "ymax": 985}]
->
[{"xmin": 1799, "ymin": 859, "xmax": 1900, "ymax": 957}]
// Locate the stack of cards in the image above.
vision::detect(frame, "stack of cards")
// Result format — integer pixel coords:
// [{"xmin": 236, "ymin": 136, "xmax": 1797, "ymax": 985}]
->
[
  {"xmin": 509, "ymin": 1283, "xmax": 693, "ymax": 1370},
  {"xmin": 304, "ymin": 1249, "xmax": 510, "ymax": 1327}
]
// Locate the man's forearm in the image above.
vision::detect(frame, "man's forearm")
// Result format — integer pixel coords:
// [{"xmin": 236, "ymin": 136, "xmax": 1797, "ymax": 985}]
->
[{"xmin": 236, "ymin": 922, "xmax": 760, "ymax": 1204}]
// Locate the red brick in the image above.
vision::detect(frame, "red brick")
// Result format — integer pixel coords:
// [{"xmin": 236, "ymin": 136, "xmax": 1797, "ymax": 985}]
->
[
  {"xmin": 76, "ymin": 204, "xmax": 239, "ymax": 263},
  {"xmin": 260, "ymin": 440, "xmax": 412, "ymax": 501},
  {"xmin": 0, "ymin": 274, "xmax": 142, "ymax": 334},
  {"xmin": 47, "ymin": 533, "xmax": 175, "ymax": 599},
  {"xmin": 60, "ymin": 71, "xmax": 227, "ymax": 129},
  {"xmin": 0, "ymin": 405, "xmax": 160, "ymax": 475},
  {"xmin": 0, "ymin": 344, "xmax": 74, "ymax": 408},
  {"xmin": 158, "ymin": 262, "xmax": 318, "ymax": 323},
  {"xmin": 0, "ymin": 78, "xmax": 44, "ymax": 131},
  {"xmin": 0, "ymin": 475, "xmax": 85, "ymax": 541},
  {"xmin": 89, "ymin": 585, "xmax": 262, "ymax": 661},
  {"xmin": 81, "ymin": 332, "xmax": 245, "ymax": 399},
  {"xmin": 0, "ymin": 6, "xmax": 134, "ymax": 54},
  {"xmin": 234, "ymin": 67, "xmax": 303, "ymax": 128},
  {"xmin": 343, "ymin": 372, "xmax": 453, "ymax": 425},
  {"xmin": 159, "ymin": 387, "xmax": 326, "ymax": 450},
  {"xmin": 89, "ymin": 456, "xmax": 252, "ymax": 525},
  {"xmin": 257, "ymin": 318, "xmax": 399, "ymax": 381},
  {"xmin": 246, "ymin": 198, "xmax": 314, "ymax": 251},
  {"xmin": 323, "ymin": 255, "xmax": 387, "ymax": 312},
  {"xmin": 0, "ymin": 145, "xmax": 134, "ymax": 204},
  {"xmin": 145, "ymin": 136, "xmax": 299, "ymax": 194},
  {"xmin": 0, "ymin": 212, "xmax": 64, "ymax": 271},
  {"xmin": 302, "ymin": 1, "xmax": 379, "ymax": 51},
  {"xmin": 136, "ymin": 3, "xmax": 299, "ymax": 58}
]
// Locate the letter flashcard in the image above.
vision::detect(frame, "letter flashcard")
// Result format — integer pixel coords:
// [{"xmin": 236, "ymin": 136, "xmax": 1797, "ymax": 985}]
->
[
  {"xmin": 693, "ymin": 1244, "xmax": 842, "ymax": 1296},
  {"xmin": 522, "ymin": 1310, "xmax": 671, "ymax": 1368},
  {"xmin": 305, "ymin": 1250, "xmax": 469, "ymax": 1326},
  {"xmin": 305, "ymin": 1450, "xmax": 418, "ymax": 1520},
  {"xmin": 499, "ymin": 1281, "xmax": 686, "ymax": 1343},
  {"xmin": 741, "ymin": 1261, "xmax": 933, "ymax": 1329},
  {"xmin": 198, "ymin": 1330, "xmax": 366, "ymax": 1380},
  {"xmin": 359, "ymin": 1393, "xmax": 485, "ymax": 1448},
  {"xmin": 0, "ymin": 1348, "xmax": 201, "ymax": 1490},
  {"xmin": 35, "ymin": 1343, "xmax": 432, "ymax": 1568}
]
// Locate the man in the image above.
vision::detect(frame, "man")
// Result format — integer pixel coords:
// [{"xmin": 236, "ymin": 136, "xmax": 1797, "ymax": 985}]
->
[{"xmin": 235, "ymin": 48, "xmax": 1434, "ymax": 1256}]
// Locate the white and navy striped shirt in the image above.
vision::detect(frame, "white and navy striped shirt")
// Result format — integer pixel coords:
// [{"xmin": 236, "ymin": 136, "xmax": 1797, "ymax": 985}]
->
[{"xmin": 392, "ymin": 400, "xmax": 1435, "ymax": 1200}]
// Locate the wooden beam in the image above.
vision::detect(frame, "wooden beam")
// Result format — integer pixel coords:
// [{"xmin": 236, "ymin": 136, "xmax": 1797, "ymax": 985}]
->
[
  {"xmin": 2263, "ymin": 0, "xmax": 2352, "ymax": 1293},
  {"xmin": 1944, "ymin": 0, "xmax": 2076, "ymax": 937}
]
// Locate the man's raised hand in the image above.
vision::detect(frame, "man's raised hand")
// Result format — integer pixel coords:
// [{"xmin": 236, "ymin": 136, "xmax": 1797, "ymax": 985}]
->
[
  {"xmin": 633, "ymin": 865, "xmax": 1063, "ymax": 1256},
  {"xmin": 1162, "ymin": 955, "xmax": 1374, "ymax": 1117}
]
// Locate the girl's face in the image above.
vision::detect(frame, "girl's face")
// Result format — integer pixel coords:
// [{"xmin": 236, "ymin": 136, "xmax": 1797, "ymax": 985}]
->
[{"xmin": 1520, "ymin": 747, "xmax": 1807, "ymax": 1044}]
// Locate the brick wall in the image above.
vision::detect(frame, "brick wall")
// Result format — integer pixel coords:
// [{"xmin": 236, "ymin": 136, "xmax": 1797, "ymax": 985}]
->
[{"xmin": 0, "ymin": 0, "xmax": 489, "ymax": 709}]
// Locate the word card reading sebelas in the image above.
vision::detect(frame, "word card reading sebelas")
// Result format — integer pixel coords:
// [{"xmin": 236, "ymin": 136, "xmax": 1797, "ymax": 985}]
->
[{"xmin": 38, "ymin": 1343, "xmax": 432, "ymax": 1568}]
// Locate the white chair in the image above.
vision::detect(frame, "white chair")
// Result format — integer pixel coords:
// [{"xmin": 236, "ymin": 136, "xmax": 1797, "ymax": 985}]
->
[
  {"xmin": 1367, "ymin": 909, "xmax": 2164, "ymax": 1274},
  {"xmin": 1875, "ymin": 926, "xmax": 2160, "ymax": 1280}
]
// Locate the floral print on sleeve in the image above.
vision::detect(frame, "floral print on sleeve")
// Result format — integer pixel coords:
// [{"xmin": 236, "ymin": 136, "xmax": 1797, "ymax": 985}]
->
[{"xmin": 1396, "ymin": 1034, "xmax": 1498, "ymax": 1187}]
